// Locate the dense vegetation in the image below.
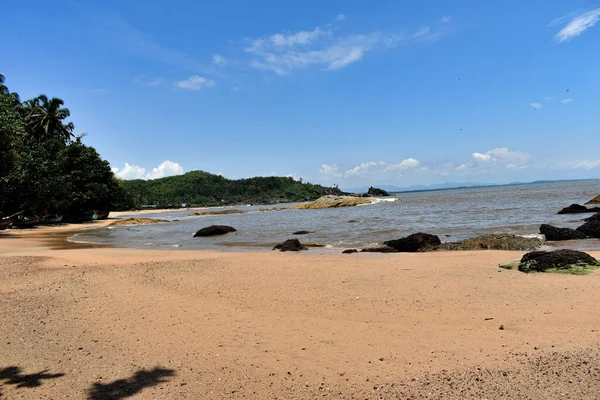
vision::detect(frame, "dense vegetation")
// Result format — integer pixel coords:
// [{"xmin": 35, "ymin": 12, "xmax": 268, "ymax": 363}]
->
[
  {"xmin": 0, "ymin": 74, "xmax": 132, "ymax": 219},
  {"xmin": 122, "ymin": 171, "xmax": 343, "ymax": 207}
]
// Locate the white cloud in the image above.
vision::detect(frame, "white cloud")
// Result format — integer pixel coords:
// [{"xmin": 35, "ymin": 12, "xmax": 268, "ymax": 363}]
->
[
  {"xmin": 560, "ymin": 98, "xmax": 573, "ymax": 104},
  {"xmin": 472, "ymin": 152, "xmax": 492, "ymax": 162},
  {"xmin": 457, "ymin": 148, "xmax": 531, "ymax": 172},
  {"xmin": 554, "ymin": 8, "xmax": 600, "ymax": 43},
  {"xmin": 112, "ymin": 160, "xmax": 184, "ymax": 180},
  {"xmin": 336, "ymin": 14, "xmax": 346, "ymax": 21},
  {"xmin": 177, "ymin": 75, "xmax": 215, "ymax": 90},
  {"xmin": 529, "ymin": 102, "xmax": 543, "ymax": 109},
  {"xmin": 318, "ymin": 164, "xmax": 342, "ymax": 178},
  {"xmin": 245, "ymin": 18, "xmax": 440, "ymax": 75},
  {"xmin": 212, "ymin": 54, "xmax": 228, "ymax": 66},
  {"xmin": 441, "ymin": 16, "xmax": 451, "ymax": 23},
  {"xmin": 573, "ymin": 159, "xmax": 600, "ymax": 169},
  {"xmin": 344, "ymin": 158, "xmax": 421, "ymax": 177}
]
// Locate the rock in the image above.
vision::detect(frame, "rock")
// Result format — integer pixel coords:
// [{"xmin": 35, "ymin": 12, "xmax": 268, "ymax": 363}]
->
[
  {"xmin": 437, "ymin": 234, "xmax": 543, "ymax": 251},
  {"xmin": 539, "ymin": 224, "xmax": 587, "ymax": 241},
  {"xmin": 272, "ymin": 239, "xmax": 308, "ymax": 252},
  {"xmin": 193, "ymin": 225, "xmax": 237, "ymax": 237},
  {"xmin": 190, "ymin": 209, "xmax": 247, "ymax": 216},
  {"xmin": 367, "ymin": 186, "xmax": 390, "ymax": 197},
  {"xmin": 360, "ymin": 246, "xmax": 397, "ymax": 253},
  {"xmin": 576, "ymin": 220, "xmax": 600, "ymax": 239},
  {"xmin": 110, "ymin": 218, "xmax": 169, "ymax": 226},
  {"xmin": 289, "ymin": 195, "xmax": 375, "ymax": 209},
  {"xmin": 384, "ymin": 233, "xmax": 441, "ymax": 252},
  {"xmin": 517, "ymin": 249, "xmax": 599, "ymax": 273},
  {"xmin": 557, "ymin": 204, "xmax": 589, "ymax": 214},
  {"xmin": 585, "ymin": 195, "xmax": 600, "ymax": 205},
  {"xmin": 342, "ymin": 249, "xmax": 358, "ymax": 254},
  {"xmin": 293, "ymin": 230, "xmax": 312, "ymax": 235},
  {"xmin": 348, "ymin": 220, "xmax": 360, "ymax": 223},
  {"xmin": 585, "ymin": 213, "xmax": 600, "ymax": 222}
]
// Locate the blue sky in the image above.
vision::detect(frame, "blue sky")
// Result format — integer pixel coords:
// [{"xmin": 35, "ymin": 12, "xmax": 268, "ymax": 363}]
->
[{"xmin": 1, "ymin": 0, "xmax": 599, "ymax": 188}]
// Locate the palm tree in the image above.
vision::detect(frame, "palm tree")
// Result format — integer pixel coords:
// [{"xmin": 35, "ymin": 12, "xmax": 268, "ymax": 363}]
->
[{"xmin": 23, "ymin": 94, "xmax": 74, "ymax": 143}]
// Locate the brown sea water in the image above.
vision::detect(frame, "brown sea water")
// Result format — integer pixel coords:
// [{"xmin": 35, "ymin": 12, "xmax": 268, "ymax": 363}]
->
[{"xmin": 71, "ymin": 180, "xmax": 600, "ymax": 251}]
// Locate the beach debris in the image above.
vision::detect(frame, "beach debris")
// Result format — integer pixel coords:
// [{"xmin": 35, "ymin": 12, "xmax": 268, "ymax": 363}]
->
[
  {"xmin": 193, "ymin": 225, "xmax": 237, "ymax": 237},
  {"xmin": 585, "ymin": 195, "xmax": 600, "ymax": 205},
  {"xmin": 384, "ymin": 233, "xmax": 441, "ymax": 253},
  {"xmin": 190, "ymin": 209, "xmax": 247, "ymax": 216},
  {"xmin": 540, "ymin": 224, "xmax": 587, "ymax": 241},
  {"xmin": 109, "ymin": 218, "xmax": 169, "ymax": 226},
  {"xmin": 292, "ymin": 230, "xmax": 312, "ymax": 235},
  {"xmin": 576, "ymin": 220, "xmax": 600, "ymax": 239},
  {"xmin": 289, "ymin": 195, "xmax": 375, "ymax": 209},
  {"xmin": 485, "ymin": 318, "xmax": 494, "ymax": 321},
  {"xmin": 499, "ymin": 325, "xmax": 504, "ymax": 330},
  {"xmin": 360, "ymin": 245, "xmax": 397, "ymax": 253},
  {"xmin": 557, "ymin": 204, "xmax": 600, "ymax": 214},
  {"xmin": 342, "ymin": 249, "xmax": 358, "ymax": 254},
  {"xmin": 505, "ymin": 249, "xmax": 600, "ymax": 274},
  {"xmin": 272, "ymin": 239, "xmax": 308, "ymax": 252},
  {"xmin": 437, "ymin": 234, "xmax": 543, "ymax": 251}
]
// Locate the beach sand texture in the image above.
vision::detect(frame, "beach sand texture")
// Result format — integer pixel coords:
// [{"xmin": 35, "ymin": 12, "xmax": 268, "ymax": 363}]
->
[{"xmin": 1, "ymin": 228, "xmax": 600, "ymax": 398}]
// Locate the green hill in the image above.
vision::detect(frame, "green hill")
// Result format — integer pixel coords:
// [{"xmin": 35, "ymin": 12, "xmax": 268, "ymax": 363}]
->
[{"xmin": 122, "ymin": 171, "xmax": 344, "ymax": 208}]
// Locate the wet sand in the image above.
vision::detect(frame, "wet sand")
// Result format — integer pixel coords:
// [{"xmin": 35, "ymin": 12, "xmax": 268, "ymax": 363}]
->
[{"xmin": 1, "ymin": 226, "xmax": 600, "ymax": 398}]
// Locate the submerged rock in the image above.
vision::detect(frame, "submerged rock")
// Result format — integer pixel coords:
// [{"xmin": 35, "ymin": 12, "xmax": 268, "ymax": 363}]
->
[
  {"xmin": 110, "ymin": 218, "xmax": 169, "ymax": 226},
  {"xmin": 272, "ymin": 239, "xmax": 308, "ymax": 252},
  {"xmin": 384, "ymin": 233, "xmax": 441, "ymax": 252},
  {"xmin": 576, "ymin": 220, "xmax": 600, "ymax": 239},
  {"xmin": 190, "ymin": 209, "xmax": 247, "ymax": 216},
  {"xmin": 289, "ymin": 195, "xmax": 375, "ymax": 209},
  {"xmin": 438, "ymin": 234, "xmax": 543, "ymax": 251},
  {"xmin": 193, "ymin": 225, "xmax": 237, "ymax": 237},
  {"xmin": 585, "ymin": 195, "xmax": 600, "ymax": 205},
  {"xmin": 367, "ymin": 186, "xmax": 390, "ymax": 197},
  {"xmin": 540, "ymin": 224, "xmax": 587, "ymax": 241},
  {"xmin": 516, "ymin": 249, "xmax": 599, "ymax": 273},
  {"xmin": 292, "ymin": 230, "xmax": 312, "ymax": 235},
  {"xmin": 342, "ymin": 249, "xmax": 358, "ymax": 254}
]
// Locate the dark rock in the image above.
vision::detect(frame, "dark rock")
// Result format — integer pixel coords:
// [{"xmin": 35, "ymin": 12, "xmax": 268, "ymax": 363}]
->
[
  {"xmin": 342, "ymin": 249, "xmax": 358, "ymax": 254},
  {"xmin": 384, "ymin": 233, "xmax": 441, "ymax": 252},
  {"xmin": 557, "ymin": 204, "xmax": 589, "ymax": 214},
  {"xmin": 348, "ymin": 220, "xmax": 360, "ymax": 223},
  {"xmin": 576, "ymin": 220, "xmax": 600, "ymax": 239},
  {"xmin": 193, "ymin": 225, "xmax": 237, "ymax": 237},
  {"xmin": 585, "ymin": 212, "xmax": 600, "ymax": 222},
  {"xmin": 539, "ymin": 224, "xmax": 587, "ymax": 241},
  {"xmin": 272, "ymin": 239, "xmax": 308, "ymax": 252},
  {"xmin": 367, "ymin": 186, "xmax": 390, "ymax": 197},
  {"xmin": 360, "ymin": 246, "xmax": 397, "ymax": 253},
  {"xmin": 292, "ymin": 230, "xmax": 312, "ymax": 235},
  {"xmin": 518, "ymin": 249, "xmax": 598, "ymax": 272},
  {"xmin": 437, "ymin": 234, "xmax": 543, "ymax": 251}
]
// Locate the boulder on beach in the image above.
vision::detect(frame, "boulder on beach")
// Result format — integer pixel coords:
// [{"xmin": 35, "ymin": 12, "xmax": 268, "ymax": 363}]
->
[
  {"xmin": 272, "ymin": 239, "xmax": 308, "ymax": 252},
  {"xmin": 367, "ymin": 186, "xmax": 390, "ymax": 197},
  {"xmin": 190, "ymin": 209, "xmax": 247, "ymax": 216},
  {"xmin": 360, "ymin": 245, "xmax": 397, "ymax": 253},
  {"xmin": 342, "ymin": 249, "xmax": 358, "ymax": 254},
  {"xmin": 289, "ymin": 195, "xmax": 375, "ymax": 209},
  {"xmin": 585, "ymin": 195, "xmax": 600, "ymax": 205},
  {"xmin": 513, "ymin": 249, "xmax": 599, "ymax": 273},
  {"xmin": 384, "ymin": 233, "xmax": 441, "ymax": 252},
  {"xmin": 292, "ymin": 230, "xmax": 312, "ymax": 235},
  {"xmin": 110, "ymin": 218, "xmax": 169, "ymax": 226},
  {"xmin": 193, "ymin": 225, "xmax": 237, "ymax": 237},
  {"xmin": 576, "ymin": 220, "xmax": 600, "ymax": 239},
  {"xmin": 539, "ymin": 224, "xmax": 587, "ymax": 241},
  {"xmin": 437, "ymin": 234, "xmax": 543, "ymax": 251}
]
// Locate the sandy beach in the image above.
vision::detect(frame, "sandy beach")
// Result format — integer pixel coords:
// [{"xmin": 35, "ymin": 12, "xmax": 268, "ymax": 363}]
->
[{"xmin": 1, "ymin": 225, "xmax": 600, "ymax": 399}]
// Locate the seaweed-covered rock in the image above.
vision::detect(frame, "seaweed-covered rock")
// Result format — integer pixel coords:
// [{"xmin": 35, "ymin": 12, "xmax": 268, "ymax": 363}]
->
[
  {"xmin": 272, "ymin": 239, "xmax": 308, "ymax": 252},
  {"xmin": 342, "ymin": 249, "xmax": 358, "ymax": 254},
  {"xmin": 585, "ymin": 195, "xmax": 600, "ymax": 205},
  {"xmin": 557, "ymin": 204, "xmax": 589, "ymax": 214},
  {"xmin": 517, "ymin": 249, "xmax": 598, "ymax": 273},
  {"xmin": 437, "ymin": 234, "xmax": 543, "ymax": 251},
  {"xmin": 193, "ymin": 225, "xmax": 237, "ymax": 237},
  {"xmin": 360, "ymin": 246, "xmax": 397, "ymax": 253},
  {"xmin": 290, "ymin": 195, "xmax": 374, "ymax": 209},
  {"xmin": 384, "ymin": 233, "xmax": 441, "ymax": 252},
  {"xmin": 576, "ymin": 220, "xmax": 600, "ymax": 239},
  {"xmin": 540, "ymin": 224, "xmax": 587, "ymax": 241}
]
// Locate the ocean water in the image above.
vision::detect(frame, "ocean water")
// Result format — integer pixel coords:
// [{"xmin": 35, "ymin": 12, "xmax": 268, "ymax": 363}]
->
[{"xmin": 71, "ymin": 180, "xmax": 600, "ymax": 251}]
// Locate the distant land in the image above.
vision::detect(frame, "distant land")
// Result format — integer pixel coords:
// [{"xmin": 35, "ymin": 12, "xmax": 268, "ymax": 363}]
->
[{"xmin": 343, "ymin": 179, "xmax": 600, "ymax": 195}]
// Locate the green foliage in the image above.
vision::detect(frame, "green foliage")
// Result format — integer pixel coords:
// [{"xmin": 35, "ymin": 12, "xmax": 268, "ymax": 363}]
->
[{"xmin": 122, "ymin": 171, "xmax": 343, "ymax": 208}]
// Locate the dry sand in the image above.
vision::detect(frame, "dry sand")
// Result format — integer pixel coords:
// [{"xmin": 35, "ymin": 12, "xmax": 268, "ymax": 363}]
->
[{"xmin": 1, "ymin": 226, "xmax": 600, "ymax": 399}]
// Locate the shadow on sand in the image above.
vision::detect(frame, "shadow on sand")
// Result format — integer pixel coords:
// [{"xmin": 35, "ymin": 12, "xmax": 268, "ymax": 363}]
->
[
  {"xmin": 0, "ymin": 366, "xmax": 65, "ymax": 397},
  {"xmin": 87, "ymin": 367, "xmax": 175, "ymax": 400}
]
